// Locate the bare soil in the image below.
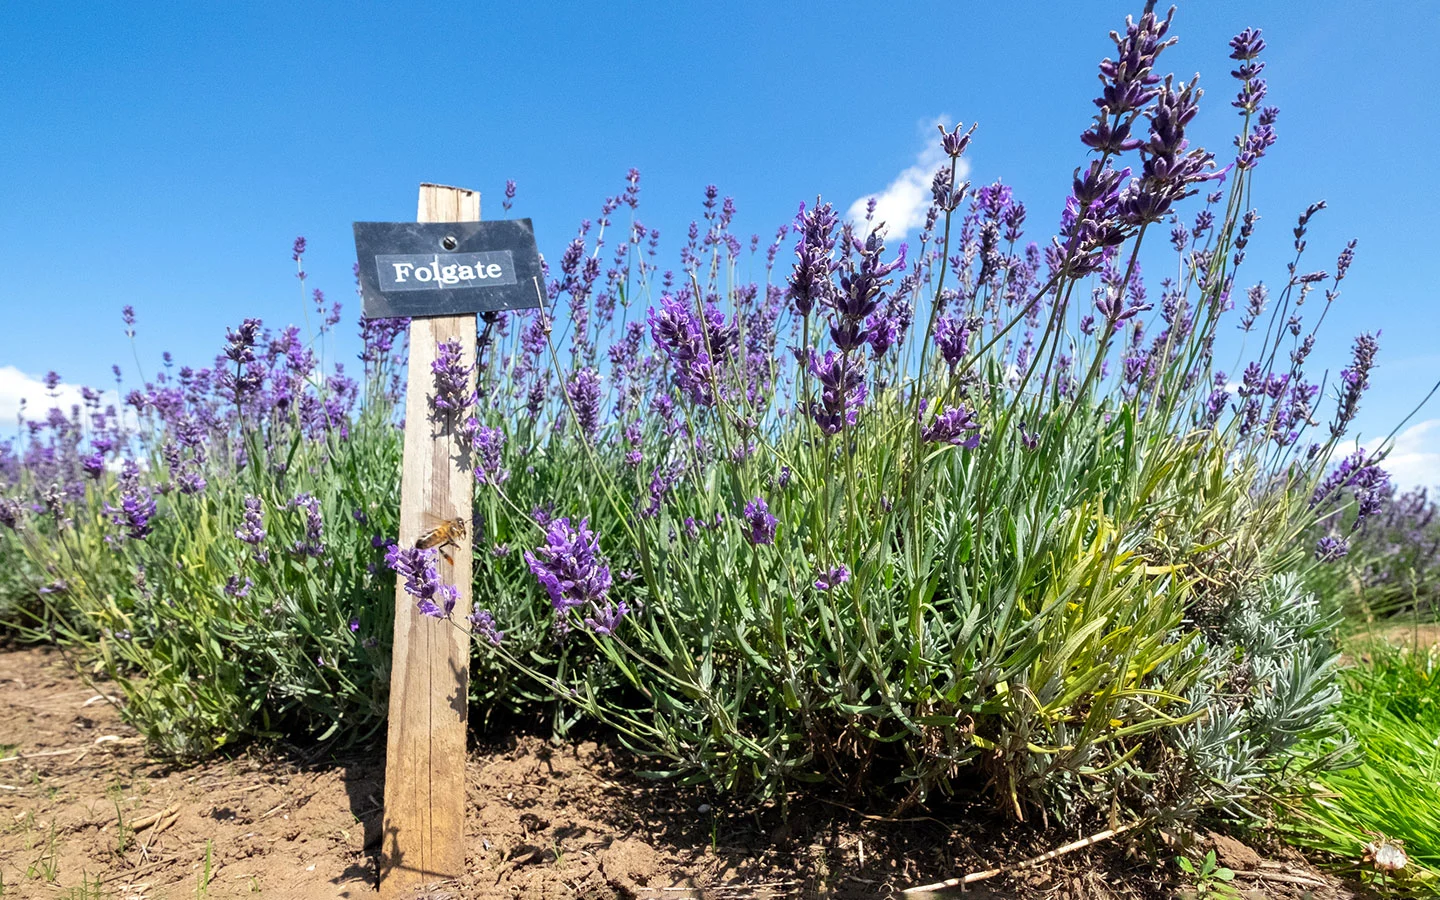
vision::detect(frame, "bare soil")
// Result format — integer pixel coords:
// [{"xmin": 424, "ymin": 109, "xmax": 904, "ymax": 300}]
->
[{"xmin": 0, "ymin": 646, "xmax": 1362, "ymax": 899}]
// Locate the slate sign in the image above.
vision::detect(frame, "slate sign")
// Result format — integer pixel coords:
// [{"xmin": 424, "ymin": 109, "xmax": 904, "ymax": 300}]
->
[{"xmin": 353, "ymin": 218, "xmax": 545, "ymax": 318}]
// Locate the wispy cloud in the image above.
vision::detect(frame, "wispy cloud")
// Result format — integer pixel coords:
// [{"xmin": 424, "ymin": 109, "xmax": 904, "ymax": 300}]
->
[
  {"xmin": 846, "ymin": 117, "xmax": 968, "ymax": 242},
  {"xmin": 1366, "ymin": 418, "xmax": 1440, "ymax": 490},
  {"xmin": 0, "ymin": 365, "xmax": 96, "ymax": 425}
]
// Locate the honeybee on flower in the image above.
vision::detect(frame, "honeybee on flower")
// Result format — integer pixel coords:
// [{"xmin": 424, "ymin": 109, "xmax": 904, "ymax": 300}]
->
[{"xmin": 415, "ymin": 515, "xmax": 466, "ymax": 564}]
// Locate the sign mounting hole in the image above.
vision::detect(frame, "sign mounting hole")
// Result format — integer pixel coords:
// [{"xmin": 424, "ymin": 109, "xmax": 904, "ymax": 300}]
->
[{"xmin": 441, "ymin": 235, "xmax": 458, "ymax": 250}]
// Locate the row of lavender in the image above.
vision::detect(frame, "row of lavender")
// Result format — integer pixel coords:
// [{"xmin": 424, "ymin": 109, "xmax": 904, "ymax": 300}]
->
[{"xmin": 0, "ymin": 9, "xmax": 1389, "ymax": 823}]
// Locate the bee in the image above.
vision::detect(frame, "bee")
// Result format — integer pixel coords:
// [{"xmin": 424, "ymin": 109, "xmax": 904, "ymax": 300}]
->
[{"xmin": 415, "ymin": 515, "xmax": 467, "ymax": 564}]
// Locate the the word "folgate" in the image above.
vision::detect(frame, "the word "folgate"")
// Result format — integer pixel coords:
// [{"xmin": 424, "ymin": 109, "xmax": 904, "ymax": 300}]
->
[{"xmin": 375, "ymin": 251, "xmax": 517, "ymax": 292}]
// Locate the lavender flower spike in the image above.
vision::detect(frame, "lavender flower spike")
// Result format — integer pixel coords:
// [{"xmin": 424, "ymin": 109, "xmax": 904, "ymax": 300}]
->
[
  {"xmin": 386, "ymin": 545, "xmax": 459, "ymax": 619},
  {"xmin": 430, "ymin": 337, "xmax": 475, "ymax": 414},
  {"xmin": 743, "ymin": 496, "xmax": 778, "ymax": 546},
  {"xmin": 524, "ymin": 517, "xmax": 612, "ymax": 614},
  {"xmin": 469, "ymin": 607, "xmax": 505, "ymax": 645}
]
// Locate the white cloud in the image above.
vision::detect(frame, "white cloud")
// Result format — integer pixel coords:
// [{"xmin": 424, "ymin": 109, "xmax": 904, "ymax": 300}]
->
[
  {"xmin": 1365, "ymin": 418, "xmax": 1440, "ymax": 490},
  {"xmin": 846, "ymin": 117, "xmax": 970, "ymax": 242},
  {"xmin": 0, "ymin": 366, "xmax": 96, "ymax": 425}
]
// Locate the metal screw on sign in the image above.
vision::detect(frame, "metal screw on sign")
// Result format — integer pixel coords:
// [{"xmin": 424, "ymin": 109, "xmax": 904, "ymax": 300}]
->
[{"xmin": 353, "ymin": 185, "xmax": 544, "ymax": 897}]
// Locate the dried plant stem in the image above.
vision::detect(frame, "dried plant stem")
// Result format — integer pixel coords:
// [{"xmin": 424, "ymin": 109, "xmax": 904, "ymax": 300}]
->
[{"xmin": 902, "ymin": 820, "xmax": 1142, "ymax": 893}]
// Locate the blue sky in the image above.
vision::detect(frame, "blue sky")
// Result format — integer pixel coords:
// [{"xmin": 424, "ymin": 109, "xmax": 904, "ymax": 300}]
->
[{"xmin": 2, "ymin": 2, "xmax": 1437, "ymax": 482}]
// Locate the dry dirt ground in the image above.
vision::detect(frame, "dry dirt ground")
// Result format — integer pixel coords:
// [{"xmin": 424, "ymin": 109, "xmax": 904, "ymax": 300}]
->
[{"xmin": 0, "ymin": 646, "xmax": 1365, "ymax": 900}]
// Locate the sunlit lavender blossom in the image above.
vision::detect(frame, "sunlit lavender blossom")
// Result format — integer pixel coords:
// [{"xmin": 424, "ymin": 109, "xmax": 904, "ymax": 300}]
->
[
  {"xmin": 107, "ymin": 459, "xmax": 155, "ymax": 540},
  {"xmin": 566, "ymin": 367, "xmax": 603, "ymax": 439},
  {"xmin": 921, "ymin": 402, "xmax": 982, "ymax": 448},
  {"xmin": 808, "ymin": 351, "xmax": 867, "ymax": 436},
  {"xmin": 1312, "ymin": 450, "xmax": 1390, "ymax": 532},
  {"xmin": 224, "ymin": 575, "xmax": 252, "ymax": 598},
  {"xmin": 583, "ymin": 599, "xmax": 630, "ymax": 636},
  {"xmin": 743, "ymin": 496, "xmax": 777, "ymax": 546},
  {"xmin": 386, "ymin": 545, "xmax": 458, "ymax": 618},
  {"xmin": 225, "ymin": 318, "xmax": 262, "ymax": 365},
  {"xmin": 431, "ymin": 338, "xmax": 475, "ymax": 414},
  {"xmin": 469, "ymin": 422, "xmax": 509, "ymax": 485},
  {"xmin": 1331, "ymin": 332, "xmax": 1378, "ymax": 437},
  {"xmin": 788, "ymin": 201, "xmax": 838, "ymax": 316},
  {"xmin": 935, "ymin": 315, "xmax": 977, "ymax": 367},
  {"xmin": 525, "ymin": 517, "xmax": 611, "ymax": 615}
]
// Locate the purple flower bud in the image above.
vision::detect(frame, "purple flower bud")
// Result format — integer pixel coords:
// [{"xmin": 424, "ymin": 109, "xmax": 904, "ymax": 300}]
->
[
  {"xmin": 468, "ymin": 607, "xmax": 504, "ymax": 645},
  {"xmin": 743, "ymin": 496, "xmax": 778, "ymax": 546},
  {"xmin": 1314, "ymin": 535, "xmax": 1348, "ymax": 562},
  {"xmin": 814, "ymin": 565, "xmax": 850, "ymax": 592}
]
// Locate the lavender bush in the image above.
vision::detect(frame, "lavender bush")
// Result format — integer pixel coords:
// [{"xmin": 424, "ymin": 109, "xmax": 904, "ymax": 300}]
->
[{"xmin": 0, "ymin": 7, "xmax": 1381, "ymax": 827}]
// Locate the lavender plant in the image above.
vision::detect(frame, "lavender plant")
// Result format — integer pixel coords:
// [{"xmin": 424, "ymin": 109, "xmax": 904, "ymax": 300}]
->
[{"xmin": 0, "ymin": 7, "xmax": 1385, "ymax": 829}]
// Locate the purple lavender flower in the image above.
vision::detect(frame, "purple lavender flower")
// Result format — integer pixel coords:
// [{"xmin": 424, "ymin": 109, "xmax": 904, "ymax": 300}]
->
[
  {"xmin": 503, "ymin": 179, "xmax": 517, "ymax": 212},
  {"xmin": 935, "ymin": 315, "xmax": 977, "ymax": 367},
  {"xmin": 829, "ymin": 229, "xmax": 906, "ymax": 352},
  {"xmin": 468, "ymin": 607, "xmax": 504, "ymax": 645},
  {"xmin": 349, "ymin": 617, "xmax": 360, "ymax": 633},
  {"xmin": 1332, "ymin": 332, "xmax": 1379, "ymax": 437},
  {"xmin": 524, "ymin": 517, "xmax": 612, "ymax": 614},
  {"xmin": 225, "ymin": 318, "xmax": 262, "ymax": 365},
  {"xmin": 81, "ymin": 452, "xmax": 105, "ymax": 479},
  {"xmin": 921, "ymin": 402, "xmax": 982, "ymax": 448},
  {"xmin": 386, "ymin": 545, "xmax": 459, "ymax": 619},
  {"xmin": 939, "ymin": 122, "xmax": 976, "ymax": 158},
  {"xmin": 236, "ymin": 495, "xmax": 265, "ymax": 545},
  {"xmin": 1315, "ymin": 535, "xmax": 1349, "ymax": 562},
  {"xmin": 468, "ymin": 421, "xmax": 509, "ymax": 485},
  {"xmin": 583, "ymin": 600, "xmax": 629, "ymax": 636},
  {"xmin": 430, "ymin": 338, "xmax": 475, "ymax": 414},
  {"xmin": 290, "ymin": 492, "xmax": 325, "ymax": 557},
  {"xmin": 787, "ymin": 201, "xmax": 838, "ymax": 316},
  {"xmin": 742, "ymin": 496, "xmax": 777, "ymax": 546},
  {"xmin": 1081, "ymin": 8, "xmax": 1175, "ymax": 151},
  {"xmin": 122, "ymin": 305, "xmax": 136, "ymax": 338},
  {"xmin": 224, "ymin": 575, "xmax": 253, "ymax": 598},
  {"xmin": 566, "ymin": 367, "xmax": 602, "ymax": 439},
  {"xmin": 102, "ymin": 459, "xmax": 155, "ymax": 540},
  {"xmin": 1312, "ymin": 450, "xmax": 1390, "ymax": 531},
  {"xmin": 814, "ymin": 565, "xmax": 850, "ymax": 592},
  {"xmin": 808, "ymin": 351, "xmax": 867, "ymax": 435}
]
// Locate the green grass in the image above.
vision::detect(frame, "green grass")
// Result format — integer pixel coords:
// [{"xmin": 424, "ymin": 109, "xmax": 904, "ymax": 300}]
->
[{"xmin": 1286, "ymin": 637, "xmax": 1440, "ymax": 894}]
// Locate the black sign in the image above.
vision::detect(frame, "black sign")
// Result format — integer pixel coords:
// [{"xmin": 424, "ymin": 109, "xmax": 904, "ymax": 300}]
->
[{"xmin": 353, "ymin": 219, "xmax": 546, "ymax": 318}]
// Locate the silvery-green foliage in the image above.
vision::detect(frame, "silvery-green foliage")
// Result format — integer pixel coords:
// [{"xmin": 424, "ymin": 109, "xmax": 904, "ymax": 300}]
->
[{"xmin": 1174, "ymin": 574, "xmax": 1348, "ymax": 815}]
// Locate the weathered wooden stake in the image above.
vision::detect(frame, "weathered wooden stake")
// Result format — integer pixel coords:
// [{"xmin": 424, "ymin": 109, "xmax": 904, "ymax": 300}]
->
[{"xmin": 380, "ymin": 183, "xmax": 479, "ymax": 897}]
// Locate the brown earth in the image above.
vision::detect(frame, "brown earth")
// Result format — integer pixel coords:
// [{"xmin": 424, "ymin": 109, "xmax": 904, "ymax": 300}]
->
[{"xmin": 0, "ymin": 646, "xmax": 1364, "ymax": 899}]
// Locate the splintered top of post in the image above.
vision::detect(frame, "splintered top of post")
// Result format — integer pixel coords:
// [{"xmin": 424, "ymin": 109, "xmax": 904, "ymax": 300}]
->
[{"xmin": 418, "ymin": 184, "xmax": 480, "ymax": 223}]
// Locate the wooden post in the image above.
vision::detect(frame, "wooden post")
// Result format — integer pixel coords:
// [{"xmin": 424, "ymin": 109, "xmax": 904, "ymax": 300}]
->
[{"xmin": 380, "ymin": 183, "xmax": 479, "ymax": 896}]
